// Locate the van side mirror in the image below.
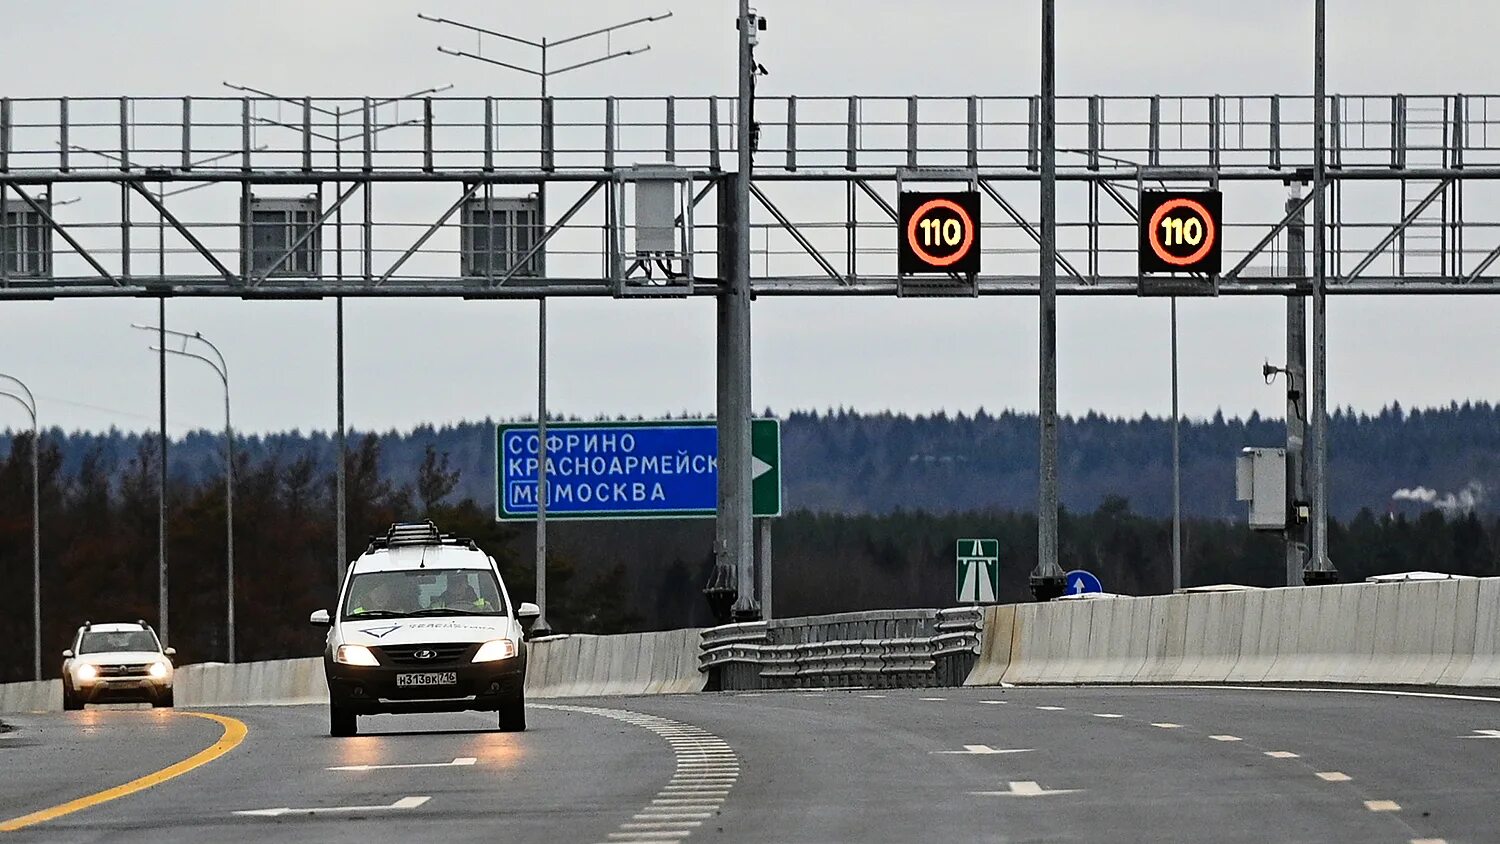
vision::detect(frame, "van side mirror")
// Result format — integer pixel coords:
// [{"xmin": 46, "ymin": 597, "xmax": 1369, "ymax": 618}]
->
[
  {"xmin": 517, "ymin": 602, "xmax": 540, "ymax": 621},
  {"xmin": 163, "ymin": 647, "xmax": 177, "ymax": 659},
  {"xmin": 310, "ymin": 609, "xmax": 331, "ymax": 627},
  {"xmin": 62, "ymin": 649, "xmax": 73, "ymax": 659}
]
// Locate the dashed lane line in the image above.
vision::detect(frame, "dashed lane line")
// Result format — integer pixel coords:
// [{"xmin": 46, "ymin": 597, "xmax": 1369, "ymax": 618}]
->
[
  {"xmin": 1365, "ymin": 800, "xmax": 1401, "ymax": 812},
  {"xmin": 1316, "ymin": 772, "xmax": 1352, "ymax": 783},
  {"xmin": 1264, "ymin": 751, "xmax": 1300, "ymax": 759},
  {"xmin": 1151, "ymin": 723, "xmax": 1183, "ymax": 729},
  {"xmin": 1209, "ymin": 735, "xmax": 1243, "ymax": 742},
  {"xmin": 535, "ymin": 704, "xmax": 738, "ymax": 844}
]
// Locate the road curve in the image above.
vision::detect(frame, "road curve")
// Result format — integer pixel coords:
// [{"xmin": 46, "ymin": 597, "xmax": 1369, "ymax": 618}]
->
[{"xmin": 1, "ymin": 687, "xmax": 1496, "ymax": 843}]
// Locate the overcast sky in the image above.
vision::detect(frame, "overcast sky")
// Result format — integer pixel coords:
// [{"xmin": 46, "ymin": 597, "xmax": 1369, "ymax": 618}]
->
[{"xmin": 2, "ymin": 0, "xmax": 1499, "ymax": 435}]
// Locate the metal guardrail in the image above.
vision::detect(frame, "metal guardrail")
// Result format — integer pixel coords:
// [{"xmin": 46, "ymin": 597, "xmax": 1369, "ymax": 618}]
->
[{"xmin": 700, "ymin": 607, "xmax": 983, "ymax": 691}]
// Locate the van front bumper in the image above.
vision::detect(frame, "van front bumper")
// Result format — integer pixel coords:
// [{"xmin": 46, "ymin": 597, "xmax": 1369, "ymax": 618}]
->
[{"xmin": 325, "ymin": 657, "xmax": 526, "ymax": 715}]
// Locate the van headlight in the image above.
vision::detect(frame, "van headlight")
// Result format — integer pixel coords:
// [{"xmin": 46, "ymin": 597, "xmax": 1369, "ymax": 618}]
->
[
  {"xmin": 75, "ymin": 663, "xmax": 99, "ymax": 682},
  {"xmin": 148, "ymin": 660, "xmax": 171, "ymax": 679},
  {"xmin": 472, "ymin": 639, "xmax": 518, "ymax": 662},
  {"xmin": 335, "ymin": 644, "xmax": 380, "ymax": 666}
]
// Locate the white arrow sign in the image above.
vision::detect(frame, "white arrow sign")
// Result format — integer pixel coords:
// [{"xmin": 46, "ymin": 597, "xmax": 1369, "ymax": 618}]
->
[
  {"xmin": 234, "ymin": 796, "xmax": 431, "ymax": 817},
  {"xmin": 932, "ymin": 745, "xmax": 1034, "ymax": 755},
  {"xmin": 971, "ymin": 781, "xmax": 1080, "ymax": 797},
  {"xmin": 752, "ymin": 455, "xmax": 773, "ymax": 480},
  {"xmin": 327, "ymin": 757, "xmax": 476, "ymax": 771},
  {"xmin": 1463, "ymin": 729, "xmax": 1500, "ymax": 739},
  {"xmin": 1070, "ymin": 578, "xmax": 1086, "ymax": 594}
]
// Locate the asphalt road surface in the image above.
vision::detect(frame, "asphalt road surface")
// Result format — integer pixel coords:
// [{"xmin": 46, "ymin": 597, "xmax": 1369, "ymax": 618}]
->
[{"xmin": 2, "ymin": 686, "xmax": 1497, "ymax": 843}]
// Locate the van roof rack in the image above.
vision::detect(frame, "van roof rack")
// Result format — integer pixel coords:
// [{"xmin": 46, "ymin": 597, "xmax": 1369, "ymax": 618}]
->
[{"xmin": 365, "ymin": 520, "xmax": 478, "ymax": 553}]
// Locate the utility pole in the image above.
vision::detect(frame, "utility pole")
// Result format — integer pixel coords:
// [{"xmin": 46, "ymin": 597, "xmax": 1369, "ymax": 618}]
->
[
  {"xmin": 221, "ymin": 82, "xmax": 448, "ymax": 592},
  {"xmin": 423, "ymin": 9, "xmax": 672, "ymax": 634},
  {"xmin": 1307, "ymin": 0, "xmax": 1338, "ymax": 585},
  {"xmin": 134, "ymin": 325, "xmax": 234, "ymax": 661},
  {"xmin": 1284, "ymin": 186, "xmax": 1310, "ymax": 587},
  {"xmin": 1030, "ymin": 0, "xmax": 1066, "ymax": 601},
  {"xmin": 0, "ymin": 374, "xmax": 40, "ymax": 679}
]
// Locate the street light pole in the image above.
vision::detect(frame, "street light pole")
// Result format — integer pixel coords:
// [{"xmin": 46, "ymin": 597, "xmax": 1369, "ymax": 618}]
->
[
  {"xmin": 1, "ymin": 374, "xmax": 40, "ymax": 680},
  {"xmin": 423, "ymin": 9, "xmax": 672, "ymax": 634},
  {"xmin": 133, "ymin": 325, "xmax": 234, "ymax": 661}
]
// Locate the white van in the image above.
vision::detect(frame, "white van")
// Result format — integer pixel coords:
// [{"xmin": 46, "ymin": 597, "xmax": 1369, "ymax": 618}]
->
[{"xmin": 310, "ymin": 521, "xmax": 539, "ymax": 737}]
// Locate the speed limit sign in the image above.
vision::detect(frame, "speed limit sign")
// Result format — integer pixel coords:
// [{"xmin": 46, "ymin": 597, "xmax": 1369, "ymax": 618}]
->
[
  {"xmin": 1139, "ymin": 190, "xmax": 1222, "ymax": 275},
  {"xmin": 898, "ymin": 191, "xmax": 981, "ymax": 275}
]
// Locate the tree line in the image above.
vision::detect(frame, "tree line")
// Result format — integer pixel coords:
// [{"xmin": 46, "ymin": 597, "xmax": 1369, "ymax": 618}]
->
[{"xmin": 2, "ymin": 428, "xmax": 1496, "ymax": 682}]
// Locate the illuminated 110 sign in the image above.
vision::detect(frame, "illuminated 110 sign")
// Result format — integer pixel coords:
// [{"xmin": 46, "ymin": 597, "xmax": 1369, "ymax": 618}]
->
[
  {"xmin": 1138, "ymin": 190, "xmax": 1223, "ymax": 275},
  {"xmin": 898, "ymin": 191, "xmax": 982, "ymax": 275}
]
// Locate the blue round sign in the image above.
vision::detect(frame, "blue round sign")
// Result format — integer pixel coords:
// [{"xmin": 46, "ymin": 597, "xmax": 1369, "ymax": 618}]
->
[{"xmin": 1064, "ymin": 569, "xmax": 1103, "ymax": 595}]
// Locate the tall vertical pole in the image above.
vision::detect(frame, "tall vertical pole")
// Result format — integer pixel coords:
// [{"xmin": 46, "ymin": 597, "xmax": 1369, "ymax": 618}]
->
[
  {"xmin": 31, "ymin": 414, "xmax": 39, "ymax": 679},
  {"xmin": 1170, "ymin": 297, "xmax": 1181, "ymax": 592},
  {"xmin": 723, "ymin": 0, "xmax": 759, "ymax": 621},
  {"xmin": 534, "ymin": 42, "xmax": 552, "ymax": 635},
  {"xmin": 1285, "ymin": 188, "xmax": 1309, "ymax": 587},
  {"xmin": 757, "ymin": 518, "xmax": 772, "ymax": 620},
  {"xmin": 1030, "ymin": 0, "xmax": 1066, "ymax": 601},
  {"xmin": 224, "ymin": 376, "xmax": 234, "ymax": 662},
  {"xmin": 336, "ymin": 299, "xmax": 347, "ymax": 589},
  {"xmin": 1307, "ymin": 0, "xmax": 1337, "ymax": 583},
  {"xmin": 158, "ymin": 298, "xmax": 169, "ymax": 645}
]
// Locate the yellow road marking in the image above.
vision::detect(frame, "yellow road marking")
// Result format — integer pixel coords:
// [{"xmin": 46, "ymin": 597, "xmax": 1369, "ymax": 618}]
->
[{"xmin": 0, "ymin": 711, "xmax": 247, "ymax": 833}]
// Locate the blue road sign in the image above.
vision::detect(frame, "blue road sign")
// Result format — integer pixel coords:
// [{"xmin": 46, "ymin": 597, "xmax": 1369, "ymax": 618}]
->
[
  {"xmin": 495, "ymin": 419, "xmax": 781, "ymax": 521},
  {"xmin": 1064, "ymin": 569, "xmax": 1104, "ymax": 596}
]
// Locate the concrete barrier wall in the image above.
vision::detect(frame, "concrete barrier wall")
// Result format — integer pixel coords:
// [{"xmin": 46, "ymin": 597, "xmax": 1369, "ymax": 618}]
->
[
  {"xmin": 1, "ymin": 629, "xmax": 706, "ymax": 713},
  {"xmin": 981, "ymin": 578, "xmax": 1500, "ymax": 689}
]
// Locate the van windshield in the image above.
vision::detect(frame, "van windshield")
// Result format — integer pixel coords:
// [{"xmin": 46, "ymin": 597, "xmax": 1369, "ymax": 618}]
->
[{"xmin": 343, "ymin": 569, "xmax": 506, "ymax": 619}]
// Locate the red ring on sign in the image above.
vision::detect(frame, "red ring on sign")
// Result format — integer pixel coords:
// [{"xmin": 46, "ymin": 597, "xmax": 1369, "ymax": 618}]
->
[
  {"xmin": 906, "ymin": 198, "xmax": 976, "ymax": 268},
  {"xmin": 1148, "ymin": 198, "xmax": 1217, "ymax": 267}
]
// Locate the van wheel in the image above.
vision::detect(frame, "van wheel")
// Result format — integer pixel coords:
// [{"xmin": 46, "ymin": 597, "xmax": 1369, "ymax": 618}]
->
[
  {"xmin": 62, "ymin": 687, "xmax": 83, "ymax": 711},
  {"xmin": 151, "ymin": 689, "xmax": 174, "ymax": 708},
  {"xmin": 330, "ymin": 704, "xmax": 358, "ymax": 737},
  {"xmin": 498, "ymin": 692, "xmax": 526, "ymax": 732}
]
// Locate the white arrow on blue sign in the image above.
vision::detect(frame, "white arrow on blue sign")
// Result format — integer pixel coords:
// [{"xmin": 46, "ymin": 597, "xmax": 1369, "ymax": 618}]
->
[{"xmin": 1064, "ymin": 569, "xmax": 1104, "ymax": 595}]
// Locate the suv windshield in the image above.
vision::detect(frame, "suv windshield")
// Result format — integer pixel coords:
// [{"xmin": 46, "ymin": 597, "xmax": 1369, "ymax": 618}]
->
[
  {"xmin": 343, "ymin": 569, "xmax": 506, "ymax": 620},
  {"xmin": 78, "ymin": 630, "xmax": 159, "ymax": 654}
]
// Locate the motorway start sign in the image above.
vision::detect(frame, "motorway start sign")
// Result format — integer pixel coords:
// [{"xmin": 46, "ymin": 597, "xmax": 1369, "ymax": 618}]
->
[
  {"xmin": 956, "ymin": 539, "xmax": 1000, "ymax": 604},
  {"xmin": 898, "ymin": 191, "xmax": 982, "ymax": 275},
  {"xmin": 1138, "ymin": 190, "xmax": 1222, "ymax": 275},
  {"xmin": 495, "ymin": 419, "xmax": 782, "ymax": 521}
]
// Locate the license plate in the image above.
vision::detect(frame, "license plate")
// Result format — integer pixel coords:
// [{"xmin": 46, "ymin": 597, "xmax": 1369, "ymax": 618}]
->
[{"xmin": 395, "ymin": 672, "xmax": 457, "ymax": 687}]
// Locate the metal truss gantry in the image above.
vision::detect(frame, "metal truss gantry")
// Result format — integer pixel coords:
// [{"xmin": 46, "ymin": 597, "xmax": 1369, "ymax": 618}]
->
[{"xmin": 4, "ymin": 93, "xmax": 1500, "ymax": 299}]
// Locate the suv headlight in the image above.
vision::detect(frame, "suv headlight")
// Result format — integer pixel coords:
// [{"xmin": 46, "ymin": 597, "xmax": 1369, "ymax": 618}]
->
[
  {"xmin": 148, "ymin": 660, "xmax": 171, "ymax": 679},
  {"xmin": 335, "ymin": 644, "xmax": 380, "ymax": 666},
  {"xmin": 472, "ymin": 639, "xmax": 518, "ymax": 662},
  {"xmin": 75, "ymin": 663, "xmax": 98, "ymax": 682}
]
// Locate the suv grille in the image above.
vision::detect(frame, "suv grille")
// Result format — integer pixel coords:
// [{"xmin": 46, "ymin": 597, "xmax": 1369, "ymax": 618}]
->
[
  {"xmin": 375, "ymin": 643, "xmax": 473, "ymax": 667},
  {"xmin": 97, "ymin": 664, "xmax": 150, "ymax": 677}
]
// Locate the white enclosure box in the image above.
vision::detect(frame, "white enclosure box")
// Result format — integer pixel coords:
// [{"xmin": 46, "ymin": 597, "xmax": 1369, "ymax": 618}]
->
[{"xmin": 1236, "ymin": 447, "xmax": 1287, "ymax": 531}]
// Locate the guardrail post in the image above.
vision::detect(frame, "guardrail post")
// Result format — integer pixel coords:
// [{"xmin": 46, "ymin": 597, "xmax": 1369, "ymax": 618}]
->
[
  {"xmin": 241, "ymin": 98, "xmax": 251, "ymax": 172},
  {"xmin": 906, "ymin": 96, "xmax": 919, "ymax": 168},
  {"xmin": 181, "ymin": 97, "xmax": 192, "ymax": 171},
  {"xmin": 119, "ymin": 97, "xmax": 130, "ymax": 172},
  {"xmin": 302, "ymin": 97, "xmax": 312, "ymax": 172},
  {"xmin": 1148, "ymin": 95, "xmax": 1161, "ymax": 168},
  {"xmin": 364, "ymin": 97, "xmax": 375, "ymax": 173},
  {"xmin": 785, "ymin": 95, "xmax": 797, "ymax": 172},
  {"xmin": 846, "ymin": 96, "xmax": 858, "ymax": 171},
  {"xmin": 422, "ymin": 97, "xmax": 434, "ymax": 174},
  {"xmin": 1391, "ymin": 94, "xmax": 1406, "ymax": 170},
  {"xmin": 1270, "ymin": 95, "xmax": 1282, "ymax": 170},
  {"xmin": 605, "ymin": 97, "xmax": 617, "ymax": 171},
  {"xmin": 966, "ymin": 95, "xmax": 979, "ymax": 171},
  {"xmin": 665, "ymin": 96, "xmax": 676, "ymax": 164},
  {"xmin": 1451, "ymin": 93, "xmax": 1465, "ymax": 169},
  {"xmin": 1209, "ymin": 95, "xmax": 1221, "ymax": 170},
  {"xmin": 708, "ymin": 96, "xmax": 722, "ymax": 171},
  {"xmin": 1028, "ymin": 95, "xmax": 1040, "ymax": 171}
]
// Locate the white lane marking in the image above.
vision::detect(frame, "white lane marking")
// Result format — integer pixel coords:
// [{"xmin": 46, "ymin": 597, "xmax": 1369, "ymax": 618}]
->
[
  {"xmin": 1265, "ymin": 751, "xmax": 1300, "ymax": 759},
  {"xmin": 1035, "ymin": 706, "xmax": 1066, "ymax": 711},
  {"xmin": 980, "ymin": 700, "xmax": 1008, "ymax": 705},
  {"xmin": 1150, "ymin": 684, "xmax": 1500, "ymax": 705},
  {"xmin": 920, "ymin": 697, "xmax": 947, "ymax": 702},
  {"xmin": 1316, "ymin": 772, "xmax": 1351, "ymax": 782},
  {"xmin": 326, "ymin": 756, "xmax": 476, "ymax": 771},
  {"xmin": 1092, "ymin": 713, "xmax": 1123, "ymax": 719},
  {"xmin": 535, "ymin": 704, "xmax": 737, "ymax": 844},
  {"xmin": 861, "ymin": 694, "xmax": 886, "ymax": 699},
  {"xmin": 971, "ymin": 780, "xmax": 1081, "ymax": 797},
  {"xmin": 932, "ymin": 745, "xmax": 1035, "ymax": 755},
  {"xmin": 1151, "ymin": 723, "xmax": 1183, "ymax": 729},
  {"xmin": 1209, "ymin": 735, "xmax": 1242, "ymax": 742},
  {"xmin": 1411, "ymin": 839, "xmax": 1448, "ymax": 844},
  {"xmin": 1462, "ymin": 729, "xmax": 1500, "ymax": 739},
  {"xmin": 233, "ymin": 796, "xmax": 430, "ymax": 817},
  {"xmin": 1365, "ymin": 800, "xmax": 1401, "ymax": 812}
]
